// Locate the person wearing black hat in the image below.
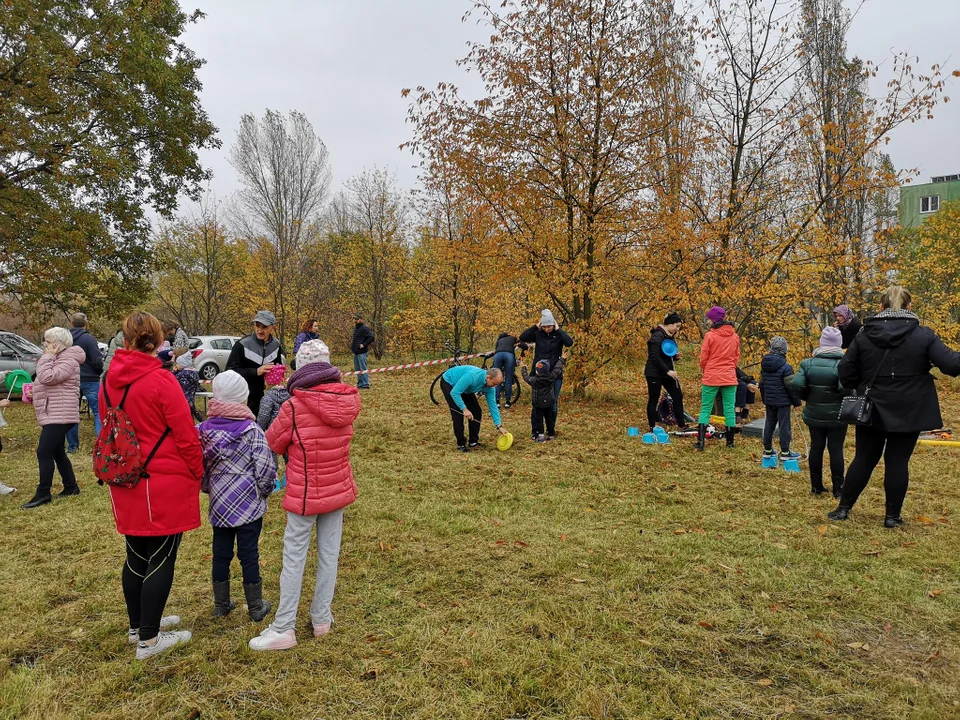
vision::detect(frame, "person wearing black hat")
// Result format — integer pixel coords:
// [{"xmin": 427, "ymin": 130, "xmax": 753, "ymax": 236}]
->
[
  {"xmin": 351, "ymin": 314, "xmax": 375, "ymax": 389},
  {"xmin": 644, "ymin": 313, "xmax": 687, "ymax": 433},
  {"xmin": 226, "ymin": 310, "xmax": 285, "ymax": 415}
]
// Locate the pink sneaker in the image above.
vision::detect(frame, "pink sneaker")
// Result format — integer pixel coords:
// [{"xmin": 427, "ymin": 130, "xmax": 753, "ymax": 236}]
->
[
  {"xmin": 313, "ymin": 622, "xmax": 331, "ymax": 638},
  {"xmin": 248, "ymin": 627, "xmax": 297, "ymax": 651}
]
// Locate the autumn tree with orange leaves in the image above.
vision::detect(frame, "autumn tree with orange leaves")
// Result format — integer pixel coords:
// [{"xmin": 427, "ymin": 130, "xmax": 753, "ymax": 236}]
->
[{"xmin": 404, "ymin": 0, "xmax": 954, "ymax": 387}]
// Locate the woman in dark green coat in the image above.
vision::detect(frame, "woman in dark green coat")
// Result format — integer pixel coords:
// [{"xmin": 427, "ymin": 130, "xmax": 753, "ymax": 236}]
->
[{"xmin": 791, "ymin": 327, "xmax": 848, "ymax": 497}]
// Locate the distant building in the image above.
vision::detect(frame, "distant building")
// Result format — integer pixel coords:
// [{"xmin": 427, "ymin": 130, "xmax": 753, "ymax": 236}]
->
[{"xmin": 899, "ymin": 174, "xmax": 960, "ymax": 229}]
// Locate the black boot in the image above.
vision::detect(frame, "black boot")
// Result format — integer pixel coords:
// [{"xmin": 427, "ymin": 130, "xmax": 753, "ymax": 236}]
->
[
  {"xmin": 21, "ymin": 494, "xmax": 51, "ymax": 509},
  {"xmin": 59, "ymin": 485, "xmax": 80, "ymax": 497},
  {"xmin": 695, "ymin": 424, "xmax": 707, "ymax": 452},
  {"xmin": 725, "ymin": 426, "xmax": 739, "ymax": 448},
  {"xmin": 831, "ymin": 478, "xmax": 843, "ymax": 500},
  {"xmin": 810, "ymin": 475, "xmax": 828, "ymax": 495},
  {"xmin": 243, "ymin": 581, "xmax": 272, "ymax": 622},
  {"xmin": 827, "ymin": 505, "xmax": 851, "ymax": 521},
  {"xmin": 212, "ymin": 580, "xmax": 235, "ymax": 617},
  {"xmin": 883, "ymin": 515, "xmax": 905, "ymax": 529}
]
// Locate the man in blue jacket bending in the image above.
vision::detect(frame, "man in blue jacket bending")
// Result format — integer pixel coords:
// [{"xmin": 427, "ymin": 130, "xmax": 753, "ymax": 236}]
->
[{"xmin": 440, "ymin": 365, "xmax": 510, "ymax": 452}]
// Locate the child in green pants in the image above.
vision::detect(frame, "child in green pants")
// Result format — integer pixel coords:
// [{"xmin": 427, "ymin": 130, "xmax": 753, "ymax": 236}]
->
[{"xmin": 697, "ymin": 306, "xmax": 741, "ymax": 449}]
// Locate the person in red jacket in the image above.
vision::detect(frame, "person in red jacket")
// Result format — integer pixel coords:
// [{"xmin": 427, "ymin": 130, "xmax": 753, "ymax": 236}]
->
[
  {"xmin": 249, "ymin": 340, "xmax": 361, "ymax": 651},
  {"xmin": 99, "ymin": 312, "xmax": 204, "ymax": 660},
  {"xmin": 697, "ymin": 306, "xmax": 741, "ymax": 450}
]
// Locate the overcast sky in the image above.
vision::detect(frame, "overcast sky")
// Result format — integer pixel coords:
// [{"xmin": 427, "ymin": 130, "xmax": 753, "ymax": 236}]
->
[{"xmin": 181, "ymin": 0, "xmax": 960, "ymax": 201}]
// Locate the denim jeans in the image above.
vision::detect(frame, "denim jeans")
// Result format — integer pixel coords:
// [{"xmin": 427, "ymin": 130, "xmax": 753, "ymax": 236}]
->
[
  {"xmin": 553, "ymin": 378, "xmax": 562, "ymax": 415},
  {"xmin": 354, "ymin": 353, "xmax": 370, "ymax": 388},
  {"xmin": 492, "ymin": 351, "xmax": 517, "ymax": 404},
  {"xmin": 67, "ymin": 381, "xmax": 101, "ymax": 450}
]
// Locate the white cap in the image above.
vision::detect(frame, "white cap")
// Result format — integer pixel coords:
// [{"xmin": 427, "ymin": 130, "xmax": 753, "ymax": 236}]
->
[
  {"xmin": 540, "ymin": 309, "xmax": 557, "ymax": 327},
  {"xmin": 212, "ymin": 370, "xmax": 249, "ymax": 404}
]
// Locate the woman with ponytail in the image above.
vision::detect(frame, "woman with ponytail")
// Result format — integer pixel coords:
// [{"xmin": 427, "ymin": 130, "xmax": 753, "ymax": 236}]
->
[
  {"xmin": 829, "ymin": 287, "xmax": 960, "ymax": 527},
  {"xmin": 100, "ymin": 311, "xmax": 204, "ymax": 660}
]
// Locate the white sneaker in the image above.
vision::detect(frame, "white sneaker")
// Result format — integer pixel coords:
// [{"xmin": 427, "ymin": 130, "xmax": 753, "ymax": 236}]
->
[
  {"xmin": 0, "ymin": 482, "xmax": 15, "ymax": 495},
  {"xmin": 248, "ymin": 626, "xmax": 297, "ymax": 651},
  {"xmin": 135, "ymin": 630, "xmax": 192, "ymax": 660},
  {"xmin": 313, "ymin": 622, "xmax": 332, "ymax": 638},
  {"xmin": 128, "ymin": 615, "xmax": 181, "ymax": 644}
]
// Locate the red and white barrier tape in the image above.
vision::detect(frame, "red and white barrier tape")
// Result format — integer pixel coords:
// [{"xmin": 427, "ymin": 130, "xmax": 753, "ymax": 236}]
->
[
  {"xmin": 342, "ymin": 351, "xmax": 492, "ymax": 376},
  {"xmin": 198, "ymin": 350, "xmax": 494, "ymax": 385}
]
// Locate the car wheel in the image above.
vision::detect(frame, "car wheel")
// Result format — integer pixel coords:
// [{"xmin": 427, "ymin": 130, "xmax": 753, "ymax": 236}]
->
[{"xmin": 200, "ymin": 363, "xmax": 219, "ymax": 381}]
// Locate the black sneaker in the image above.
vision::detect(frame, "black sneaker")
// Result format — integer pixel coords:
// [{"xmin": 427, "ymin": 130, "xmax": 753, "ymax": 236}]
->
[
  {"xmin": 468, "ymin": 441, "xmax": 482, "ymax": 448},
  {"xmin": 457, "ymin": 445, "xmax": 469, "ymax": 453},
  {"xmin": 504, "ymin": 402, "xmax": 511, "ymax": 409}
]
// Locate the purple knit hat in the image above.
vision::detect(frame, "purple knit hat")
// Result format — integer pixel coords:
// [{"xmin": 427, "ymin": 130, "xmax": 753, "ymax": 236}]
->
[
  {"xmin": 287, "ymin": 361, "xmax": 342, "ymax": 393},
  {"xmin": 819, "ymin": 326, "xmax": 843, "ymax": 349},
  {"xmin": 706, "ymin": 306, "xmax": 727, "ymax": 324}
]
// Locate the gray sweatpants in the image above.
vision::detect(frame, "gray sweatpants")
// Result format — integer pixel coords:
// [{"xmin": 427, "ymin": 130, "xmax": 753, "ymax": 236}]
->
[{"xmin": 270, "ymin": 509, "xmax": 344, "ymax": 633}]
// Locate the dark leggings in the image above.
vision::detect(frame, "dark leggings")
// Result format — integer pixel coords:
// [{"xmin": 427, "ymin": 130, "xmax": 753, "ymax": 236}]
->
[
  {"xmin": 808, "ymin": 424, "xmax": 847, "ymax": 490},
  {"xmin": 36, "ymin": 424, "xmax": 77, "ymax": 497},
  {"xmin": 840, "ymin": 425, "xmax": 920, "ymax": 517},
  {"xmin": 212, "ymin": 518, "xmax": 263, "ymax": 584},
  {"xmin": 441, "ymin": 379, "xmax": 482, "ymax": 446},
  {"xmin": 646, "ymin": 377, "xmax": 686, "ymax": 428},
  {"xmin": 122, "ymin": 534, "xmax": 182, "ymax": 641}
]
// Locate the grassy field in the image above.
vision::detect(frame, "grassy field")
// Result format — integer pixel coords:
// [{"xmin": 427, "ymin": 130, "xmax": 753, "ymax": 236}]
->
[{"xmin": 1, "ymin": 360, "xmax": 959, "ymax": 719}]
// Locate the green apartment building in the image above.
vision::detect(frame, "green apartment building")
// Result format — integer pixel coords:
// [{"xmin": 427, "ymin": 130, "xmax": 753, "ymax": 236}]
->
[{"xmin": 899, "ymin": 174, "xmax": 960, "ymax": 228}]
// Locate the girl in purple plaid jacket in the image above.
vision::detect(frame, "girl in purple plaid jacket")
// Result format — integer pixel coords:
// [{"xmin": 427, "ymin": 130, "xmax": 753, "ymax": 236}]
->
[{"xmin": 197, "ymin": 371, "xmax": 277, "ymax": 621}]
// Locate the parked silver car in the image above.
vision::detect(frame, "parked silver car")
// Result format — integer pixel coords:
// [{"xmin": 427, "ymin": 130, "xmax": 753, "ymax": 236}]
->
[
  {"xmin": 188, "ymin": 336, "xmax": 241, "ymax": 381},
  {"xmin": 0, "ymin": 331, "xmax": 43, "ymax": 379}
]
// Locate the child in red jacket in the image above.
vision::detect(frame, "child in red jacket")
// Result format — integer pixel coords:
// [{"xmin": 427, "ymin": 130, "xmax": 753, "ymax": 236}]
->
[{"xmin": 249, "ymin": 341, "xmax": 361, "ymax": 651}]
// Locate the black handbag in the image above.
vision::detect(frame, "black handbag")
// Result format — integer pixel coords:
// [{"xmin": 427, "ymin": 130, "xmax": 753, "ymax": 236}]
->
[{"xmin": 838, "ymin": 348, "xmax": 889, "ymax": 426}]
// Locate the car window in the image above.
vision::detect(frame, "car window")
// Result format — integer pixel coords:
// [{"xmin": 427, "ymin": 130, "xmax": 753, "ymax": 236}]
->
[
  {"xmin": 213, "ymin": 339, "xmax": 232, "ymax": 350},
  {"xmin": 188, "ymin": 338, "xmax": 202, "ymax": 350},
  {"xmin": 0, "ymin": 338, "xmax": 16, "ymax": 357},
  {"xmin": 1, "ymin": 334, "xmax": 41, "ymax": 355}
]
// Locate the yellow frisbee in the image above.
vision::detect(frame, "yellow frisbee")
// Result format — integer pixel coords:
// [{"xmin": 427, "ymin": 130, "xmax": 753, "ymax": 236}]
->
[{"xmin": 497, "ymin": 432, "xmax": 514, "ymax": 451}]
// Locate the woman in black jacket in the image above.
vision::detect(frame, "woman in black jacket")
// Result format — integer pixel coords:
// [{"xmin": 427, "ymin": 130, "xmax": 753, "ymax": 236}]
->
[
  {"xmin": 518, "ymin": 310, "xmax": 574, "ymax": 415},
  {"xmin": 828, "ymin": 287, "xmax": 960, "ymax": 527},
  {"xmin": 644, "ymin": 313, "xmax": 686, "ymax": 432}
]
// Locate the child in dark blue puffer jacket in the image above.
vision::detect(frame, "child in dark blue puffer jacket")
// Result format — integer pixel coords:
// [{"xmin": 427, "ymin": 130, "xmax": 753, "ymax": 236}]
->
[{"xmin": 759, "ymin": 336, "xmax": 802, "ymax": 460}]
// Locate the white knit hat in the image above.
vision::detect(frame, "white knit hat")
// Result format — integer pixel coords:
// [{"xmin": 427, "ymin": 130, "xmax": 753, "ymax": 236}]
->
[
  {"xmin": 175, "ymin": 353, "xmax": 194, "ymax": 370},
  {"xmin": 212, "ymin": 370, "xmax": 249, "ymax": 404},
  {"xmin": 296, "ymin": 339, "xmax": 330, "ymax": 368},
  {"xmin": 540, "ymin": 309, "xmax": 557, "ymax": 327}
]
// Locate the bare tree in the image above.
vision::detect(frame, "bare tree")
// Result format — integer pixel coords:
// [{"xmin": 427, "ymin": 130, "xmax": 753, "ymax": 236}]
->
[
  {"xmin": 229, "ymin": 110, "xmax": 331, "ymax": 342},
  {"xmin": 153, "ymin": 197, "xmax": 249, "ymax": 335},
  {"xmin": 327, "ymin": 167, "xmax": 408, "ymax": 358}
]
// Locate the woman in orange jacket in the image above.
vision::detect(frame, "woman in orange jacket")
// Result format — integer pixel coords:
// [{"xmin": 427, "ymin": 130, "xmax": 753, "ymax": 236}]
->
[{"xmin": 697, "ymin": 306, "xmax": 741, "ymax": 450}]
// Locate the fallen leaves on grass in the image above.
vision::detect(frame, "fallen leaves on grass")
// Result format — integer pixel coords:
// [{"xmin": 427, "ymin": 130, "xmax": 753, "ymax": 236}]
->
[
  {"xmin": 928, "ymin": 589, "xmax": 943, "ymax": 598},
  {"xmin": 698, "ymin": 621, "xmax": 714, "ymax": 630},
  {"xmin": 360, "ymin": 669, "xmax": 381, "ymax": 681},
  {"xmin": 916, "ymin": 515, "xmax": 934, "ymax": 524},
  {"xmin": 757, "ymin": 678, "xmax": 774, "ymax": 687},
  {"xmin": 845, "ymin": 642, "xmax": 871, "ymax": 651},
  {"xmin": 817, "ymin": 525, "xmax": 827, "ymax": 536}
]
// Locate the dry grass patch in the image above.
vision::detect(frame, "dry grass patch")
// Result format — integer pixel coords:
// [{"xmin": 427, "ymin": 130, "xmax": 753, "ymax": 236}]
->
[{"xmin": 0, "ymin": 365, "xmax": 959, "ymax": 718}]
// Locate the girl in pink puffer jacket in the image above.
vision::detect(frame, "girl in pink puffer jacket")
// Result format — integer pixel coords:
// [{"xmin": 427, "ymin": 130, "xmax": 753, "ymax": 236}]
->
[
  {"xmin": 249, "ymin": 340, "xmax": 361, "ymax": 651},
  {"xmin": 23, "ymin": 327, "xmax": 85, "ymax": 509}
]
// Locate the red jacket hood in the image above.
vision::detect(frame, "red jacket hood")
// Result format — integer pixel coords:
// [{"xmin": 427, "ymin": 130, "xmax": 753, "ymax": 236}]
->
[
  {"xmin": 292, "ymin": 383, "xmax": 361, "ymax": 428},
  {"xmin": 710, "ymin": 323, "xmax": 736, "ymax": 337},
  {"xmin": 105, "ymin": 348, "xmax": 165, "ymax": 387}
]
